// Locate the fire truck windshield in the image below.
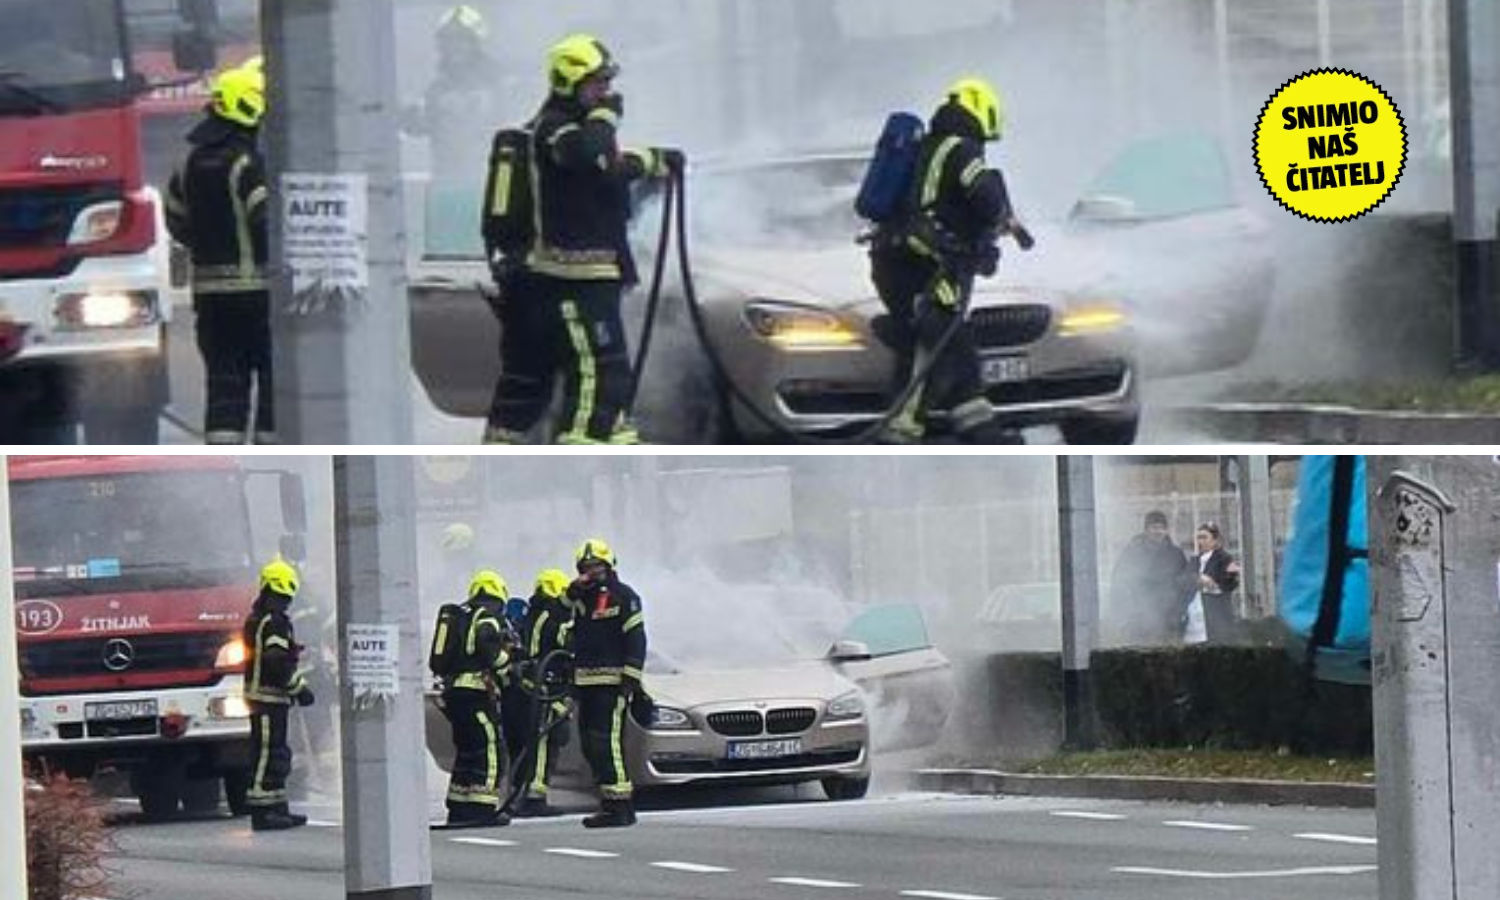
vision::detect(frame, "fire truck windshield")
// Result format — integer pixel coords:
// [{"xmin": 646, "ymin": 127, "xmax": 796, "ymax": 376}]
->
[
  {"xmin": 0, "ymin": 0, "xmax": 130, "ymax": 114},
  {"xmin": 11, "ymin": 471, "xmax": 256, "ymax": 599}
]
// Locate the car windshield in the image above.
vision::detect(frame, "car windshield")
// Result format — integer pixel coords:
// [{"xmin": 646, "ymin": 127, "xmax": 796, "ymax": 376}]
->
[
  {"xmin": 11, "ymin": 471, "xmax": 256, "ymax": 599},
  {"xmin": 0, "ymin": 0, "xmax": 130, "ymax": 114},
  {"xmin": 643, "ymin": 580, "xmax": 851, "ymax": 671},
  {"xmin": 683, "ymin": 156, "xmax": 869, "ymax": 249}
]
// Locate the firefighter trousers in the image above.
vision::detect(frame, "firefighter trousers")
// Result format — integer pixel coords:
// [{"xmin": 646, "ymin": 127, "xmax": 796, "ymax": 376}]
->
[
  {"xmin": 535, "ymin": 277, "xmax": 636, "ymax": 444},
  {"xmin": 194, "ymin": 291, "xmax": 274, "ymax": 443},
  {"xmin": 444, "ymin": 687, "xmax": 504, "ymax": 816},
  {"xmin": 577, "ymin": 685, "xmax": 632, "ymax": 801},
  {"xmin": 486, "ymin": 271, "xmax": 560, "ymax": 438},
  {"xmin": 247, "ymin": 701, "xmax": 292, "ymax": 810}
]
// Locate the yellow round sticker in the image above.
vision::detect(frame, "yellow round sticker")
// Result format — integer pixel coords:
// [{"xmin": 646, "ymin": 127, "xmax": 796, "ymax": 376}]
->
[{"xmin": 1254, "ymin": 69, "xmax": 1406, "ymax": 222}]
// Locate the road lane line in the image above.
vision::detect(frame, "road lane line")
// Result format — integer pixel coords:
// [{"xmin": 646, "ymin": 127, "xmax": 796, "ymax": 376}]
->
[
  {"xmin": 1048, "ymin": 811, "xmax": 1127, "ymax": 821},
  {"xmin": 900, "ymin": 890, "xmax": 1000, "ymax": 900},
  {"xmin": 1295, "ymin": 832, "xmax": 1378, "ymax": 846},
  {"xmin": 652, "ymin": 861, "xmax": 735, "ymax": 874},
  {"xmin": 769, "ymin": 877, "xmax": 862, "ymax": 888},
  {"xmin": 305, "ymin": 820, "xmax": 339, "ymax": 828},
  {"xmin": 1114, "ymin": 865, "xmax": 1377, "ymax": 879},
  {"xmin": 1162, "ymin": 820, "xmax": 1254, "ymax": 832},
  {"xmin": 450, "ymin": 837, "xmax": 517, "ymax": 848},
  {"xmin": 545, "ymin": 847, "xmax": 620, "ymax": 859}
]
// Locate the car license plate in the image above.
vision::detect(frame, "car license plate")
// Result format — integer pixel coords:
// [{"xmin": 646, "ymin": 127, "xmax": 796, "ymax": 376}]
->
[
  {"xmin": 85, "ymin": 700, "xmax": 158, "ymax": 721},
  {"xmin": 727, "ymin": 738, "xmax": 803, "ymax": 760},
  {"xmin": 981, "ymin": 354, "xmax": 1030, "ymax": 385}
]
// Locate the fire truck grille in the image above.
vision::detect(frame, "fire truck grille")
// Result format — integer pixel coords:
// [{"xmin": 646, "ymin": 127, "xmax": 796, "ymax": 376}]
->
[
  {"xmin": 0, "ymin": 184, "xmax": 122, "ymax": 248},
  {"xmin": 20, "ymin": 632, "xmax": 225, "ymax": 689}
]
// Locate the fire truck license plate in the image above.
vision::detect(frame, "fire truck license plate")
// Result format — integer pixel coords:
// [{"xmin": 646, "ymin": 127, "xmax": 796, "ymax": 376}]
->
[
  {"xmin": 727, "ymin": 738, "xmax": 802, "ymax": 760},
  {"xmin": 85, "ymin": 700, "xmax": 158, "ymax": 721},
  {"xmin": 981, "ymin": 354, "xmax": 1030, "ymax": 385}
]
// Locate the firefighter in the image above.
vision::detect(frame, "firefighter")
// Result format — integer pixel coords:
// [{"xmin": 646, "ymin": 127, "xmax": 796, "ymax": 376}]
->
[
  {"xmin": 513, "ymin": 568, "xmax": 576, "ymax": 818},
  {"xmin": 519, "ymin": 34, "xmax": 682, "ymax": 445},
  {"xmin": 403, "ymin": 4, "xmax": 503, "ymax": 181},
  {"xmin": 566, "ymin": 540, "xmax": 647, "ymax": 827},
  {"xmin": 867, "ymin": 76, "xmax": 1033, "ymax": 445},
  {"xmin": 164, "ymin": 62, "xmax": 274, "ymax": 444},
  {"xmin": 438, "ymin": 570, "xmax": 514, "ymax": 828},
  {"xmin": 242, "ymin": 556, "xmax": 314, "ymax": 831}
]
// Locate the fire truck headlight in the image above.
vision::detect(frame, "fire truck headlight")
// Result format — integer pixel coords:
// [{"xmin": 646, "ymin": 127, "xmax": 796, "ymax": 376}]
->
[
  {"xmin": 214, "ymin": 637, "xmax": 248, "ymax": 672},
  {"xmin": 210, "ymin": 696, "xmax": 251, "ymax": 720},
  {"xmin": 53, "ymin": 291, "xmax": 158, "ymax": 329},
  {"xmin": 67, "ymin": 201, "xmax": 124, "ymax": 245},
  {"xmin": 20, "ymin": 705, "xmax": 40, "ymax": 738}
]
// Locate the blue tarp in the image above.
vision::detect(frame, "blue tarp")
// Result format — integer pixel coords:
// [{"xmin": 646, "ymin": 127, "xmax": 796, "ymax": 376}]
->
[{"xmin": 1277, "ymin": 456, "xmax": 1371, "ymax": 684}]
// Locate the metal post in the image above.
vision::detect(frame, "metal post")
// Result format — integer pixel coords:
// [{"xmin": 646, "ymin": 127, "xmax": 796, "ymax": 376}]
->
[
  {"xmin": 264, "ymin": 0, "xmax": 414, "ymax": 443},
  {"xmin": 1448, "ymin": 0, "xmax": 1500, "ymax": 367},
  {"xmin": 335, "ymin": 457, "xmax": 431, "ymax": 900},
  {"xmin": 1235, "ymin": 455, "xmax": 1276, "ymax": 618},
  {"xmin": 1370, "ymin": 457, "xmax": 1500, "ymax": 900},
  {"xmin": 0, "ymin": 459, "xmax": 30, "ymax": 899},
  {"xmin": 1057, "ymin": 456, "xmax": 1099, "ymax": 751}
]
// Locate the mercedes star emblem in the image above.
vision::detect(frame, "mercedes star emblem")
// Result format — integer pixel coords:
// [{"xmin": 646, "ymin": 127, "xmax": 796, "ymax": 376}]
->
[{"xmin": 102, "ymin": 638, "xmax": 135, "ymax": 672}]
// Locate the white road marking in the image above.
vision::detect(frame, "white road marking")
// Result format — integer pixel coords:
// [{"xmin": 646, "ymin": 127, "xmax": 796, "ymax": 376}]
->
[
  {"xmin": 1048, "ymin": 810, "xmax": 1127, "ymax": 821},
  {"xmin": 1162, "ymin": 820, "xmax": 1254, "ymax": 832},
  {"xmin": 545, "ymin": 847, "xmax": 620, "ymax": 859},
  {"xmin": 651, "ymin": 861, "xmax": 735, "ymax": 874},
  {"xmin": 769, "ymin": 877, "xmax": 863, "ymax": 889},
  {"xmin": 1114, "ymin": 865, "xmax": 1377, "ymax": 879},
  {"xmin": 450, "ymin": 837, "xmax": 517, "ymax": 848},
  {"xmin": 1295, "ymin": 832, "xmax": 1378, "ymax": 846},
  {"xmin": 900, "ymin": 890, "xmax": 1000, "ymax": 900},
  {"xmin": 305, "ymin": 820, "xmax": 339, "ymax": 828}
]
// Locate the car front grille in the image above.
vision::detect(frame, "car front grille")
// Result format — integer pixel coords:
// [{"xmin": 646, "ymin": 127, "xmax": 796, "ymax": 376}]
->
[
  {"xmin": 984, "ymin": 362, "xmax": 1129, "ymax": 406},
  {"xmin": 969, "ymin": 305, "xmax": 1052, "ymax": 349},
  {"xmin": 766, "ymin": 707, "xmax": 817, "ymax": 735},
  {"xmin": 707, "ymin": 710, "xmax": 764, "ymax": 737}
]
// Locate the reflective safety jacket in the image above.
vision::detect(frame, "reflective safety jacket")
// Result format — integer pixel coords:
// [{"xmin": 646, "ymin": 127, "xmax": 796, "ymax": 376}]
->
[
  {"xmin": 893, "ymin": 104, "xmax": 1014, "ymax": 262},
  {"xmin": 165, "ymin": 116, "xmax": 268, "ymax": 295},
  {"xmin": 446, "ymin": 598, "xmax": 515, "ymax": 693},
  {"xmin": 521, "ymin": 589, "xmax": 574, "ymax": 691},
  {"xmin": 525, "ymin": 94, "xmax": 659, "ymax": 284},
  {"xmin": 566, "ymin": 574, "xmax": 646, "ymax": 688},
  {"xmin": 243, "ymin": 592, "xmax": 308, "ymax": 705}
]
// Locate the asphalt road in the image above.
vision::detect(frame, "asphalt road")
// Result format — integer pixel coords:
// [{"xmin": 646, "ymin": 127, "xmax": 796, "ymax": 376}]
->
[{"xmin": 103, "ymin": 793, "xmax": 1377, "ymax": 900}]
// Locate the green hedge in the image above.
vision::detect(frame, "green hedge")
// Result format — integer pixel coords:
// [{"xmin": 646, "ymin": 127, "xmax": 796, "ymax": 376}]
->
[{"xmin": 977, "ymin": 646, "xmax": 1372, "ymax": 759}]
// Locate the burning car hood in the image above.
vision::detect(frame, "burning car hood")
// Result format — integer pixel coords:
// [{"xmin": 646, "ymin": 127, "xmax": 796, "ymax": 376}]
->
[{"xmin": 646, "ymin": 660, "xmax": 857, "ymax": 710}]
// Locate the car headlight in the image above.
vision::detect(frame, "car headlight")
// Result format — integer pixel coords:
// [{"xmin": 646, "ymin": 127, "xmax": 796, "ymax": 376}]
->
[
  {"xmin": 826, "ymin": 690, "xmax": 864, "ymax": 721},
  {"xmin": 214, "ymin": 637, "xmax": 248, "ymax": 672},
  {"xmin": 744, "ymin": 301, "xmax": 865, "ymax": 351},
  {"xmin": 53, "ymin": 291, "xmax": 158, "ymax": 329},
  {"xmin": 67, "ymin": 200, "xmax": 124, "ymax": 245},
  {"xmin": 210, "ymin": 695, "xmax": 252, "ymax": 719},
  {"xmin": 1058, "ymin": 303, "xmax": 1127, "ymax": 337},
  {"xmin": 649, "ymin": 706, "xmax": 694, "ymax": 731}
]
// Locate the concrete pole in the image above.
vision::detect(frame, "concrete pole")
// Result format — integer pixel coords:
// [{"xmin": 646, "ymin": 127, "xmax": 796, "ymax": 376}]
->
[
  {"xmin": 1235, "ymin": 455, "xmax": 1276, "ymax": 618},
  {"xmin": 263, "ymin": 0, "xmax": 415, "ymax": 443},
  {"xmin": 335, "ymin": 457, "xmax": 431, "ymax": 900},
  {"xmin": 0, "ymin": 459, "xmax": 30, "ymax": 899},
  {"xmin": 1057, "ymin": 456, "xmax": 1099, "ymax": 750},
  {"xmin": 1448, "ymin": 0, "xmax": 1500, "ymax": 367},
  {"xmin": 1370, "ymin": 457, "xmax": 1500, "ymax": 900}
]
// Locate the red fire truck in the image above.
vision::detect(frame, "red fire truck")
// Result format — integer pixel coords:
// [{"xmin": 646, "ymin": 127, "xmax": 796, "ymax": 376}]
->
[
  {"xmin": 10, "ymin": 454, "xmax": 306, "ymax": 819},
  {"xmin": 0, "ymin": 0, "xmax": 229, "ymax": 443}
]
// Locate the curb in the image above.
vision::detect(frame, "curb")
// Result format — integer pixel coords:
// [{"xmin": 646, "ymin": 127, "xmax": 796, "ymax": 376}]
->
[
  {"xmin": 914, "ymin": 768, "xmax": 1375, "ymax": 809},
  {"xmin": 1165, "ymin": 402, "xmax": 1500, "ymax": 444}
]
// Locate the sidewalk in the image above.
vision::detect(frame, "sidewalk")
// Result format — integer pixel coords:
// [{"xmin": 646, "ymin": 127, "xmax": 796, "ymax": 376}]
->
[{"xmin": 914, "ymin": 767, "xmax": 1374, "ymax": 808}]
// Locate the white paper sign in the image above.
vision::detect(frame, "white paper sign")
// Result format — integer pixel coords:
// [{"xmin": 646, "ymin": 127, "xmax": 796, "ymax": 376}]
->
[
  {"xmin": 283, "ymin": 173, "xmax": 368, "ymax": 295},
  {"xmin": 346, "ymin": 623, "xmax": 399, "ymax": 703}
]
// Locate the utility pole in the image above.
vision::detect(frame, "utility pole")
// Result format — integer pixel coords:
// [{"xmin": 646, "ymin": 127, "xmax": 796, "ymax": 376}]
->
[
  {"xmin": 1057, "ymin": 455, "xmax": 1099, "ymax": 750},
  {"xmin": 1449, "ymin": 0, "xmax": 1500, "ymax": 367},
  {"xmin": 263, "ymin": 0, "xmax": 414, "ymax": 443},
  {"xmin": 1234, "ymin": 455, "xmax": 1277, "ymax": 618},
  {"xmin": 1369, "ymin": 457, "xmax": 1500, "ymax": 900},
  {"xmin": 335, "ymin": 457, "xmax": 431, "ymax": 900},
  {"xmin": 0, "ymin": 459, "xmax": 30, "ymax": 900}
]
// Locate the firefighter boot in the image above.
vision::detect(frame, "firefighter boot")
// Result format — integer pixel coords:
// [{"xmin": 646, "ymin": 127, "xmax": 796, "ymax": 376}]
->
[
  {"xmin": 251, "ymin": 808, "xmax": 307, "ymax": 831},
  {"xmin": 582, "ymin": 798, "xmax": 636, "ymax": 829},
  {"xmin": 514, "ymin": 795, "xmax": 563, "ymax": 819}
]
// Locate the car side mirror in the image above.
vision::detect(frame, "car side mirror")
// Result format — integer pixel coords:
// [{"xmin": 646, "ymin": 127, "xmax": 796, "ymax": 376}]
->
[
  {"xmin": 172, "ymin": 28, "xmax": 219, "ymax": 75},
  {"xmin": 1070, "ymin": 194, "xmax": 1139, "ymax": 223},
  {"xmin": 828, "ymin": 640, "xmax": 872, "ymax": 663}
]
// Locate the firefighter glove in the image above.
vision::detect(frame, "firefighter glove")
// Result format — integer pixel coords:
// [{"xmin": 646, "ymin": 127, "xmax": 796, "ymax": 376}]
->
[
  {"xmin": 296, "ymin": 688, "xmax": 316, "ymax": 707},
  {"xmin": 629, "ymin": 690, "xmax": 655, "ymax": 726},
  {"xmin": 657, "ymin": 147, "xmax": 687, "ymax": 175},
  {"xmin": 1011, "ymin": 222, "xmax": 1036, "ymax": 251},
  {"xmin": 598, "ymin": 92, "xmax": 624, "ymax": 119}
]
